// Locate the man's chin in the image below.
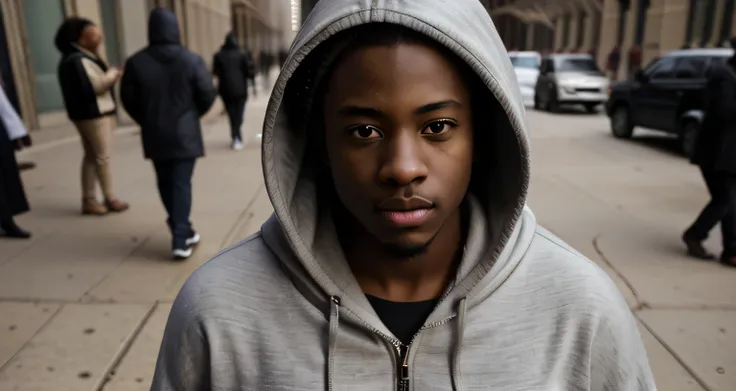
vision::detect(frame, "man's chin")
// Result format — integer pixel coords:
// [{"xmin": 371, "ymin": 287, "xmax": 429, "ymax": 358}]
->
[
  {"xmin": 377, "ymin": 232, "xmax": 439, "ymax": 259},
  {"xmin": 381, "ymin": 241, "xmax": 431, "ymax": 258}
]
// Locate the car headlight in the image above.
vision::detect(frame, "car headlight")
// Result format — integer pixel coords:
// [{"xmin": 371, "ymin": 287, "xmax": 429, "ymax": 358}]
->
[{"xmin": 561, "ymin": 86, "xmax": 576, "ymax": 94}]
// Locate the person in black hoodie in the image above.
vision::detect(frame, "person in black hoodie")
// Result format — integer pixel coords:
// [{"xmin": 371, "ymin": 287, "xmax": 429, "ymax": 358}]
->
[
  {"xmin": 684, "ymin": 37, "xmax": 736, "ymax": 268},
  {"xmin": 213, "ymin": 32, "xmax": 255, "ymax": 150},
  {"xmin": 121, "ymin": 7, "xmax": 216, "ymax": 260}
]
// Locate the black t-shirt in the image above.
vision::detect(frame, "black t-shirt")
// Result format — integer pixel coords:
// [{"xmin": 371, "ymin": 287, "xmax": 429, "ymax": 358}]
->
[{"xmin": 366, "ymin": 295, "xmax": 439, "ymax": 345}]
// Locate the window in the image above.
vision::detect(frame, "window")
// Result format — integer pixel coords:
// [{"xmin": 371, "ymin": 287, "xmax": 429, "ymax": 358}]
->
[
  {"xmin": 557, "ymin": 58, "xmax": 601, "ymax": 73},
  {"xmin": 510, "ymin": 56, "xmax": 540, "ymax": 69},
  {"xmin": 644, "ymin": 56, "xmax": 678, "ymax": 79},
  {"xmin": 674, "ymin": 57, "xmax": 708, "ymax": 78}
]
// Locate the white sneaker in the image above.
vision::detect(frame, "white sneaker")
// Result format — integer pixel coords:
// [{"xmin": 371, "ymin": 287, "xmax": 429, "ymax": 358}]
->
[
  {"xmin": 232, "ymin": 140, "xmax": 244, "ymax": 150},
  {"xmin": 186, "ymin": 231, "xmax": 201, "ymax": 247},
  {"xmin": 172, "ymin": 247, "xmax": 193, "ymax": 260}
]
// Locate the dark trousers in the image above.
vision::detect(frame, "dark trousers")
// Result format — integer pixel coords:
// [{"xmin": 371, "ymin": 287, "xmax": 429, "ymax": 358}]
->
[
  {"xmin": 153, "ymin": 159, "xmax": 196, "ymax": 249},
  {"xmin": 685, "ymin": 168, "xmax": 736, "ymax": 257},
  {"xmin": 224, "ymin": 98, "xmax": 246, "ymax": 142}
]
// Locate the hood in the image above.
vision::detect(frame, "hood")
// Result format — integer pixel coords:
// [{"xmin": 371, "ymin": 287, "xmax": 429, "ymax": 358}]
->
[
  {"xmin": 222, "ymin": 32, "xmax": 239, "ymax": 50},
  {"xmin": 261, "ymin": 0, "xmax": 530, "ymax": 351},
  {"xmin": 148, "ymin": 7, "xmax": 181, "ymax": 46}
]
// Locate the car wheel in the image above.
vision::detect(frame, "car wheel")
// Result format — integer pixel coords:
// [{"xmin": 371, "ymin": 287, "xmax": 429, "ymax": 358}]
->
[
  {"xmin": 679, "ymin": 121, "xmax": 699, "ymax": 158},
  {"xmin": 611, "ymin": 106, "xmax": 634, "ymax": 139},
  {"xmin": 584, "ymin": 103, "xmax": 598, "ymax": 113}
]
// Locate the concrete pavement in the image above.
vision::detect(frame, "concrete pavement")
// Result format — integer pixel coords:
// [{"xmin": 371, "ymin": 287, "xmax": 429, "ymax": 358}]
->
[
  {"xmin": 0, "ymin": 88, "xmax": 274, "ymax": 390},
  {"xmin": 0, "ymin": 99, "xmax": 734, "ymax": 390}
]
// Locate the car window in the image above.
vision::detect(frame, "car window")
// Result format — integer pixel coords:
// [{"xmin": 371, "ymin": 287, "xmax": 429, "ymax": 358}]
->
[
  {"xmin": 557, "ymin": 58, "xmax": 600, "ymax": 73},
  {"xmin": 712, "ymin": 56, "xmax": 728, "ymax": 67},
  {"xmin": 645, "ymin": 56, "xmax": 678, "ymax": 79},
  {"xmin": 674, "ymin": 57, "xmax": 708, "ymax": 79},
  {"xmin": 510, "ymin": 56, "xmax": 539, "ymax": 69}
]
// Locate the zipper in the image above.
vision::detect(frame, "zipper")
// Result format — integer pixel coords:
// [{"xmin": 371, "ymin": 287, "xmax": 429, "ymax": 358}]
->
[
  {"xmin": 350, "ymin": 315, "xmax": 457, "ymax": 391},
  {"xmin": 339, "ymin": 300, "xmax": 459, "ymax": 391}
]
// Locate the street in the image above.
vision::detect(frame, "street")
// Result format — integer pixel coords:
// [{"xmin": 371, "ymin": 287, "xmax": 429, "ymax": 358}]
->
[{"xmin": 0, "ymin": 100, "xmax": 734, "ymax": 390}]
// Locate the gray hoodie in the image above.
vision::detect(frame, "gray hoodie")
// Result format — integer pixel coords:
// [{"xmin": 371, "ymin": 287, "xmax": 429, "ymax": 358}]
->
[{"xmin": 151, "ymin": 1, "xmax": 657, "ymax": 390}]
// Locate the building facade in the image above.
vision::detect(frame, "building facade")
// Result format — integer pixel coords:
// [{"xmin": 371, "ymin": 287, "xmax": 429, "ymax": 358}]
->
[
  {"xmin": 298, "ymin": 0, "xmax": 735, "ymax": 82},
  {"xmin": 231, "ymin": 0, "xmax": 296, "ymax": 60},
  {"xmin": 0, "ymin": 0, "xmax": 237, "ymax": 130}
]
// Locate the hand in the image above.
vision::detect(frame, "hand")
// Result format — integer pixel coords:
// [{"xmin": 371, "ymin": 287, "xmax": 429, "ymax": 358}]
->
[{"xmin": 110, "ymin": 67, "xmax": 122, "ymax": 80}]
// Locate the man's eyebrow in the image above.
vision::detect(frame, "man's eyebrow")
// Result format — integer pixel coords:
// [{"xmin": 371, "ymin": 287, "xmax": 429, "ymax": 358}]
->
[
  {"xmin": 337, "ymin": 105, "xmax": 384, "ymax": 118},
  {"xmin": 414, "ymin": 100, "xmax": 463, "ymax": 115}
]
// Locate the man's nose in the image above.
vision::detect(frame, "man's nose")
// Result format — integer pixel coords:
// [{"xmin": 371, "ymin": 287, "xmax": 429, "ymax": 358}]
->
[{"xmin": 378, "ymin": 133, "xmax": 428, "ymax": 186}]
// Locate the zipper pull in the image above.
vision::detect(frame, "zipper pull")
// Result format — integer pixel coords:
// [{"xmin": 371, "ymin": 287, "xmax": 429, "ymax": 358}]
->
[
  {"xmin": 398, "ymin": 346, "xmax": 410, "ymax": 391},
  {"xmin": 398, "ymin": 362, "xmax": 410, "ymax": 391}
]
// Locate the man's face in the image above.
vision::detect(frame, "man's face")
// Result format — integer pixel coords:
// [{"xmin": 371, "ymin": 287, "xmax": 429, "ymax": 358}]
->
[{"xmin": 323, "ymin": 41, "xmax": 474, "ymax": 255}]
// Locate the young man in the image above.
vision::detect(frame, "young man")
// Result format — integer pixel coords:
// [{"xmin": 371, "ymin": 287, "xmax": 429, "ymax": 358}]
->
[
  {"xmin": 213, "ymin": 32, "xmax": 256, "ymax": 150},
  {"xmin": 152, "ymin": 1, "xmax": 656, "ymax": 389},
  {"xmin": 121, "ymin": 8, "xmax": 216, "ymax": 260}
]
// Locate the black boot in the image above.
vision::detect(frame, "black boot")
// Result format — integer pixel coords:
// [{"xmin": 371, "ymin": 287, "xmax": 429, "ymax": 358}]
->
[
  {"xmin": 1, "ymin": 219, "xmax": 31, "ymax": 239},
  {"xmin": 682, "ymin": 233, "xmax": 715, "ymax": 260}
]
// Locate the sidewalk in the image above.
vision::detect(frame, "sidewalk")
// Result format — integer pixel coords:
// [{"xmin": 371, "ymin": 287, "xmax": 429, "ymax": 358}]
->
[{"xmin": 0, "ymin": 85, "xmax": 275, "ymax": 390}]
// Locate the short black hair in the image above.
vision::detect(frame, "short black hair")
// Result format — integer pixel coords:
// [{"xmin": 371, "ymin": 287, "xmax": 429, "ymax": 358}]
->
[{"xmin": 54, "ymin": 17, "xmax": 94, "ymax": 54}]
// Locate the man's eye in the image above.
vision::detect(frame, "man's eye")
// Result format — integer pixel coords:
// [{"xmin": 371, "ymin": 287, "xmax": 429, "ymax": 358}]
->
[
  {"xmin": 421, "ymin": 120, "xmax": 455, "ymax": 135},
  {"xmin": 351, "ymin": 125, "xmax": 383, "ymax": 139}
]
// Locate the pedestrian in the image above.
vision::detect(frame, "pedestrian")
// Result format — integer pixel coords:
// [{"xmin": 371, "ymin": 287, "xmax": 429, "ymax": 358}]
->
[
  {"xmin": 0, "ymin": 84, "xmax": 31, "ymax": 239},
  {"xmin": 152, "ymin": 1, "xmax": 656, "ymax": 389},
  {"xmin": 54, "ymin": 17, "xmax": 129, "ymax": 216},
  {"xmin": 213, "ymin": 32, "xmax": 256, "ymax": 150},
  {"xmin": 260, "ymin": 51, "xmax": 271, "ymax": 89},
  {"xmin": 683, "ymin": 37, "xmax": 736, "ymax": 268},
  {"xmin": 120, "ymin": 7, "xmax": 216, "ymax": 260}
]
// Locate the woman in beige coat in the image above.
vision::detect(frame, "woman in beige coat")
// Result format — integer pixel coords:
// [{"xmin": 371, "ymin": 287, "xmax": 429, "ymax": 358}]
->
[{"xmin": 55, "ymin": 17, "xmax": 129, "ymax": 215}]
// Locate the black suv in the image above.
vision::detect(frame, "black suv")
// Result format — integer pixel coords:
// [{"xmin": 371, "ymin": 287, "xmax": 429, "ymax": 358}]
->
[{"xmin": 605, "ymin": 48, "xmax": 733, "ymax": 156}]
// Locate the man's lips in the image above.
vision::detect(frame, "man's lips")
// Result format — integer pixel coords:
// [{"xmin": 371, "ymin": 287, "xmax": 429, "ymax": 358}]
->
[
  {"xmin": 375, "ymin": 196, "xmax": 435, "ymax": 227},
  {"xmin": 379, "ymin": 208, "xmax": 434, "ymax": 227}
]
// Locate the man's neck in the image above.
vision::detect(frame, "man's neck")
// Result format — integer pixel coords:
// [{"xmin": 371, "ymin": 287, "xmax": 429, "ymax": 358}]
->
[{"xmin": 338, "ymin": 206, "xmax": 467, "ymax": 303}]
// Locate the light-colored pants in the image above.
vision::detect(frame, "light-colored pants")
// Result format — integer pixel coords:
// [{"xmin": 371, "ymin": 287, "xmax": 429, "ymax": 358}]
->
[{"xmin": 73, "ymin": 116, "xmax": 116, "ymax": 201}]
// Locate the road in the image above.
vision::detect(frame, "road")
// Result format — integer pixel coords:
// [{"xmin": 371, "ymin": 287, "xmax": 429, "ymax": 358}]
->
[{"xmin": 0, "ymin": 99, "xmax": 734, "ymax": 390}]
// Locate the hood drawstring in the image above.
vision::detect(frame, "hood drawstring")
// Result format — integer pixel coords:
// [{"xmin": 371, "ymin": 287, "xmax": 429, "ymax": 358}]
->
[
  {"xmin": 327, "ymin": 296, "xmax": 341, "ymax": 391},
  {"xmin": 452, "ymin": 297, "xmax": 468, "ymax": 391}
]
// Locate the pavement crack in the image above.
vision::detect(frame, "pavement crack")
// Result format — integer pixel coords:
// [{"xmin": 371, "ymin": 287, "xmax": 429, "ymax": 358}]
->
[
  {"xmin": 592, "ymin": 234, "xmax": 645, "ymax": 308},
  {"xmin": 95, "ymin": 302, "xmax": 158, "ymax": 391},
  {"xmin": 637, "ymin": 316, "xmax": 711, "ymax": 391},
  {"xmin": 221, "ymin": 183, "xmax": 265, "ymax": 249},
  {"xmin": 0, "ymin": 304, "xmax": 63, "ymax": 373}
]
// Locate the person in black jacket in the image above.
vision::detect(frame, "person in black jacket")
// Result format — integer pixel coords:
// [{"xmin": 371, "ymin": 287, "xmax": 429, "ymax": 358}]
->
[
  {"xmin": 213, "ymin": 32, "xmax": 255, "ymax": 150},
  {"xmin": 55, "ymin": 17, "xmax": 129, "ymax": 215},
  {"xmin": 120, "ymin": 7, "xmax": 216, "ymax": 260},
  {"xmin": 684, "ymin": 40, "xmax": 736, "ymax": 268}
]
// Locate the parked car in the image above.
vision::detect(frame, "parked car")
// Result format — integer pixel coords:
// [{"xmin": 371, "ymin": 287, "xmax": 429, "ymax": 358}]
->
[
  {"xmin": 508, "ymin": 51, "xmax": 541, "ymax": 107},
  {"xmin": 534, "ymin": 53, "xmax": 609, "ymax": 113},
  {"xmin": 605, "ymin": 48, "xmax": 733, "ymax": 157}
]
